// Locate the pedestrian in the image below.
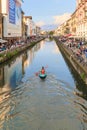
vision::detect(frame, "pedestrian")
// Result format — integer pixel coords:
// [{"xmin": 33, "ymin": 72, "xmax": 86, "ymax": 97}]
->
[{"xmin": 85, "ymin": 48, "xmax": 87, "ymax": 63}]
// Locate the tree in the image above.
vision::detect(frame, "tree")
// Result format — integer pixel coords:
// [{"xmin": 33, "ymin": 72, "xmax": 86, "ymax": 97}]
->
[{"xmin": 49, "ymin": 31, "xmax": 54, "ymax": 36}]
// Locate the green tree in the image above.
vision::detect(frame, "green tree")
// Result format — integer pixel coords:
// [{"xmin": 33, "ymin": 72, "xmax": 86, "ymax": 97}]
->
[{"xmin": 49, "ymin": 31, "xmax": 54, "ymax": 36}]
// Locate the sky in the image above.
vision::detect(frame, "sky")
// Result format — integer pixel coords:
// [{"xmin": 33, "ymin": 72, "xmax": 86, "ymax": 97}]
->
[{"xmin": 22, "ymin": 0, "xmax": 76, "ymax": 30}]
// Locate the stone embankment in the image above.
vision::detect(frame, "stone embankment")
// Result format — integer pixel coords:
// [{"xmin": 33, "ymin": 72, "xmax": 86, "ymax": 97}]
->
[
  {"xmin": 55, "ymin": 37, "xmax": 87, "ymax": 85},
  {"xmin": 0, "ymin": 37, "xmax": 45, "ymax": 64}
]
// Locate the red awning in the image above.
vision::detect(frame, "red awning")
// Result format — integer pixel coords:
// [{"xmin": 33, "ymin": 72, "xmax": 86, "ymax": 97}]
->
[{"xmin": 65, "ymin": 34, "xmax": 72, "ymax": 37}]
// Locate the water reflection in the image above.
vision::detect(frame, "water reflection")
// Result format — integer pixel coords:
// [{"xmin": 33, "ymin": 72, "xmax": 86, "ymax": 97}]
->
[
  {"xmin": 0, "ymin": 39, "xmax": 87, "ymax": 129},
  {"xmin": 0, "ymin": 67, "xmax": 4, "ymax": 87},
  {"xmin": 0, "ymin": 75, "xmax": 86, "ymax": 130},
  {"xmin": 0, "ymin": 42, "xmax": 41, "ymax": 90},
  {"xmin": 0, "ymin": 84, "xmax": 11, "ymax": 129},
  {"xmin": 0, "ymin": 42, "xmax": 42, "ymax": 129},
  {"xmin": 60, "ymin": 49, "xmax": 87, "ymax": 100}
]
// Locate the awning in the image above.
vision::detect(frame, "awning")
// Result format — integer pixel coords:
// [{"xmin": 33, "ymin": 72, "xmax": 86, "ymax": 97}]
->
[
  {"xmin": 65, "ymin": 34, "xmax": 72, "ymax": 37},
  {"xmin": 0, "ymin": 39, "xmax": 8, "ymax": 43},
  {"xmin": 65, "ymin": 34, "xmax": 77, "ymax": 38}
]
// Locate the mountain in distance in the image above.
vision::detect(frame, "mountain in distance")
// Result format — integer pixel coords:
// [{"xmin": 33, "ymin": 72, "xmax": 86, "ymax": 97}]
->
[{"xmin": 41, "ymin": 24, "xmax": 58, "ymax": 31}]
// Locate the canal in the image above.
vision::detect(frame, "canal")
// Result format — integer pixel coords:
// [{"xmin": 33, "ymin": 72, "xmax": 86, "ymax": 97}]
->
[{"xmin": 0, "ymin": 39, "xmax": 87, "ymax": 130}]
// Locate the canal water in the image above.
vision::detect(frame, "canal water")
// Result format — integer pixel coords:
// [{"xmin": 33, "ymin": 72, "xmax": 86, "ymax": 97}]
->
[{"xmin": 0, "ymin": 39, "xmax": 87, "ymax": 130}]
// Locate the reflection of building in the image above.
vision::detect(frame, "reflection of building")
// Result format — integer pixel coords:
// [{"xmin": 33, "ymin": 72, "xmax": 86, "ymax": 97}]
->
[
  {"xmin": 0, "ymin": 67, "xmax": 4, "ymax": 87},
  {"xmin": 4, "ymin": 57, "xmax": 23, "ymax": 89},
  {"xmin": 22, "ymin": 52, "xmax": 28, "ymax": 74},
  {"xmin": 0, "ymin": 64, "xmax": 11, "ymax": 128},
  {"xmin": 0, "ymin": 40, "xmax": 42, "ymax": 89},
  {"xmin": 0, "ymin": 104, "xmax": 10, "ymax": 129},
  {"xmin": 0, "ymin": 83, "xmax": 11, "ymax": 129},
  {"xmin": 0, "ymin": 56, "xmax": 24, "ymax": 90}
]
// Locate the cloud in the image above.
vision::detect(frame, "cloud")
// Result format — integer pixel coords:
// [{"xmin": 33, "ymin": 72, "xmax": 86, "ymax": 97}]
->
[
  {"xmin": 41, "ymin": 24, "xmax": 57, "ymax": 31},
  {"xmin": 53, "ymin": 13, "xmax": 71, "ymax": 25},
  {"xmin": 35, "ymin": 13, "xmax": 71, "ymax": 30},
  {"xmin": 36, "ymin": 21, "xmax": 45, "ymax": 27}
]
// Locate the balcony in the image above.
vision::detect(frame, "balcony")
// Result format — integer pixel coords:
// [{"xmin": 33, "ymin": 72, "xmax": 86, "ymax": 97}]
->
[
  {"xmin": 81, "ymin": 0, "xmax": 86, "ymax": 3},
  {"xmin": 84, "ymin": 6, "xmax": 87, "ymax": 11}
]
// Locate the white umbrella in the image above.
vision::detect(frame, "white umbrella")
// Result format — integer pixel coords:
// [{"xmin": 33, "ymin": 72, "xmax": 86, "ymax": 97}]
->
[{"xmin": 0, "ymin": 39, "xmax": 7, "ymax": 43}]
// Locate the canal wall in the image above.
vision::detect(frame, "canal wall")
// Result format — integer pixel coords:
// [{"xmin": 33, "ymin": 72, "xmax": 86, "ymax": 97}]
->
[
  {"xmin": 55, "ymin": 38, "xmax": 87, "ymax": 85},
  {"xmin": 0, "ymin": 37, "xmax": 44, "ymax": 64}
]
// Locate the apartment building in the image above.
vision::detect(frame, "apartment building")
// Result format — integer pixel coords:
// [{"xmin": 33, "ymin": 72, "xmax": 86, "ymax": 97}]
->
[
  {"xmin": 0, "ymin": 0, "xmax": 2, "ymax": 38},
  {"xmin": 76, "ymin": 0, "xmax": 87, "ymax": 40},
  {"xmin": 1, "ymin": 0, "xmax": 23, "ymax": 41}
]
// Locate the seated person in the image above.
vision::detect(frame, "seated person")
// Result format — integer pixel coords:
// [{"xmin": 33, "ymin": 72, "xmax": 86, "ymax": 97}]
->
[{"xmin": 41, "ymin": 66, "xmax": 45, "ymax": 74}]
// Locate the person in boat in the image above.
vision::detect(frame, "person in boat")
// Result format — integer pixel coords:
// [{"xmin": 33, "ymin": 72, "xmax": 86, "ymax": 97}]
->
[{"xmin": 40, "ymin": 66, "xmax": 45, "ymax": 74}]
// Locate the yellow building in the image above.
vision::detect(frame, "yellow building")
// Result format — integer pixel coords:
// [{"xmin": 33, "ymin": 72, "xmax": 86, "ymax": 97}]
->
[
  {"xmin": 71, "ymin": 11, "xmax": 76, "ymax": 37},
  {"xmin": 76, "ymin": 0, "xmax": 87, "ymax": 41}
]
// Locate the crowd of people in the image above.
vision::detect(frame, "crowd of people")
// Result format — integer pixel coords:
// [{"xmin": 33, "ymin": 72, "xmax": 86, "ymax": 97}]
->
[
  {"xmin": 0, "ymin": 36, "xmax": 42, "ymax": 53},
  {"xmin": 59, "ymin": 37, "xmax": 87, "ymax": 66}
]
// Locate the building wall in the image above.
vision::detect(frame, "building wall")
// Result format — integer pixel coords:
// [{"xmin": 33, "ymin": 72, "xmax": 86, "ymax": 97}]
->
[
  {"xmin": 0, "ymin": 0, "xmax": 2, "ymax": 38},
  {"xmin": 0, "ymin": 15, "xmax": 2, "ymax": 38},
  {"xmin": 76, "ymin": 0, "xmax": 87, "ymax": 40},
  {"xmin": 36, "ymin": 26, "xmax": 41, "ymax": 36},
  {"xmin": 55, "ymin": 0, "xmax": 87, "ymax": 41},
  {"xmin": 71, "ymin": 11, "xmax": 76, "ymax": 36},
  {"xmin": 32, "ymin": 21, "xmax": 36, "ymax": 36},
  {"xmin": 2, "ymin": 0, "xmax": 22, "ymax": 38},
  {"xmin": 25, "ymin": 16, "xmax": 34, "ymax": 37},
  {"xmin": 0, "ymin": 0, "xmax": 1, "ymax": 13},
  {"xmin": 21, "ymin": 11, "xmax": 25, "ymax": 38}
]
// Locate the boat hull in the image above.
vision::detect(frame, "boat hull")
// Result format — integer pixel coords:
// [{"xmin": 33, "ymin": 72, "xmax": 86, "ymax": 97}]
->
[{"xmin": 39, "ymin": 73, "xmax": 47, "ymax": 79}]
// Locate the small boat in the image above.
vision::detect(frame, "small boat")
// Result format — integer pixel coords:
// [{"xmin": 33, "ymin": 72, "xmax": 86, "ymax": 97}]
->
[{"xmin": 39, "ymin": 73, "xmax": 47, "ymax": 79}]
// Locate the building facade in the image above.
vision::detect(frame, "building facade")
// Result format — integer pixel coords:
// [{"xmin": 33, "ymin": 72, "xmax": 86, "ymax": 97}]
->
[
  {"xmin": 1, "ymin": 0, "xmax": 23, "ymax": 40},
  {"xmin": 25, "ymin": 16, "xmax": 37, "ymax": 38},
  {"xmin": 21, "ymin": 10, "xmax": 26, "ymax": 39},
  {"xmin": 25, "ymin": 16, "xmax": 32, "ymax": 37},
  {"xmin": 36, "ymin": 26, "xmax": 41, "ymax": 36},
  {"xmin": 71, "ymin": 11, "xmax": 76, "ymax": 37},
  {"xmin": 76, "ymin": 0, "xmax": 87, "ymax": 41},
  {"xmin": 0, "ymin": 0, "xmax": 2, "ymax": 38},
  {"xmin": 54, "ymin": 0, "xmax": 87, "ymax": 41}
]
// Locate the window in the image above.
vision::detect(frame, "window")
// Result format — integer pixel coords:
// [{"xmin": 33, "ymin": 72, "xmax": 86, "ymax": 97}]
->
[{"xmin": 85, "ymin": 11, "xmax": 87, "ymax": 16}]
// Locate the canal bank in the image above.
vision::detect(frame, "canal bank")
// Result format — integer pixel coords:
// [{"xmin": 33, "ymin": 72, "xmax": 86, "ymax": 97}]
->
[
  {"xmin": 0, "ymin": 37, "xmax": 45, "ymax": 64},
  {"xmin": 54, "ymin": 37, "xmax": 87, "ymax": 85}
]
